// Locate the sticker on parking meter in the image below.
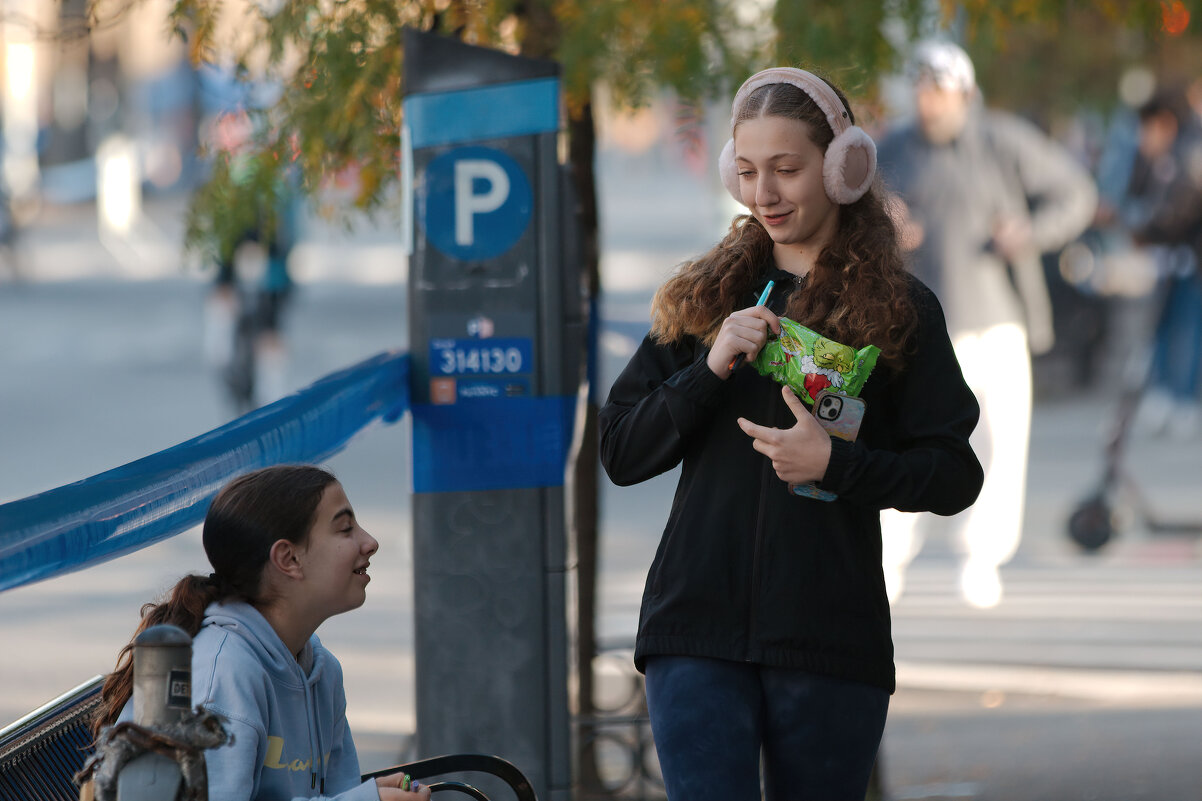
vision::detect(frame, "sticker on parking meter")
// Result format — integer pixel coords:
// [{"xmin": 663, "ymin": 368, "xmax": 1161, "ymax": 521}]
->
[
  {"xmin": 429, "ymin": 337, "xmax": 533, "ymax": 377},
  {"xmin": 420, "ymin": 146, "xmax": 533, "ymax": 261},
  {"xmin": 458, "ymin": 379, "xmax": 530, "ymax": 398}
]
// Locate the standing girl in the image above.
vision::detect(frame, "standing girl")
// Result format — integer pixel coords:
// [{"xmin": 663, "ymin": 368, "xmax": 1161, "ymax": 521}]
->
[
  {"xmin": 92, "ymin": 465, "xmax": 428, "ymax": 801},
  {"xmin": 599, "ymin": 68, "xmax": 984, "ymax": 800}
]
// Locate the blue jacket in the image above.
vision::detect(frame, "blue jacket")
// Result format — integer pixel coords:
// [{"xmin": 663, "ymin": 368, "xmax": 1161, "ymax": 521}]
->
[{"xmin": 191, "ymin": 601, "xmax": 379, "ymax": 801}]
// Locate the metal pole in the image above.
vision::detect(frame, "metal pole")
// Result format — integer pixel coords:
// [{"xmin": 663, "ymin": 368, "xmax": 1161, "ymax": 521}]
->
[{"xmin": 404, "ymin": 28, "xmax": 580, "ymax": 801}]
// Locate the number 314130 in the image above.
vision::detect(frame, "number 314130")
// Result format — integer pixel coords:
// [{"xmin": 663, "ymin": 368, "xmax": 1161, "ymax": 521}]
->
[{"xmin": 437, "ymin": 345, "xmax": 524, "ymax": 375}]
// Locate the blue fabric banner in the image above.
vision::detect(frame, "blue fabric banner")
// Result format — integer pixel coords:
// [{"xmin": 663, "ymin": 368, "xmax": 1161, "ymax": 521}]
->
[
  {"xmin": 0, "ymin": 351, "xmax": 410, "ymax": 594},
  {"xmin": 411, "ymin": 395, "xmax": 577, "ymax": 493}
]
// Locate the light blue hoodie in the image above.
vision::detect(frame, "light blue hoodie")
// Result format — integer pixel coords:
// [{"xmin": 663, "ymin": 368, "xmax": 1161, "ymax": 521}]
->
[{"xmin": 190, "ymin": 601, "xmax": 380, "ymax": 801}]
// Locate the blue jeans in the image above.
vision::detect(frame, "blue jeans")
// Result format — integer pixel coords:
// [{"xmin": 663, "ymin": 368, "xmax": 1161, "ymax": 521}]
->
[
  {"xmin": 1151, "ymin": 270, "xmax": 1202, "ymax": 402},
  {"xmin": 644, "ymin": 656, "xmax": 889, "ymax": 801}
]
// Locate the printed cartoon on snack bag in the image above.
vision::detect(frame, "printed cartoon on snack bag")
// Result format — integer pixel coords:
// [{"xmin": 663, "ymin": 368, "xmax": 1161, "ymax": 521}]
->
[{"xmin": 753, "ymin": 318, "xmax": 879, "ymax": 405}]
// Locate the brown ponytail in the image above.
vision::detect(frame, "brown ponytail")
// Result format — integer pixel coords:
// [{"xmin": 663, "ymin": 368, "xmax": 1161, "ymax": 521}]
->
[{"xmin": 91, "ymin": 575, "xmax": 226, "ymax": 736}]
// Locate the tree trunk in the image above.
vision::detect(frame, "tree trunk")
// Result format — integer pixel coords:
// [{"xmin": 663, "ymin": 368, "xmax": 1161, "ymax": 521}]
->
[
  {"xmin": 518, "ymin": 6, "xmax": 606, "ymax": 794},
  {"xmin": 565, "ymin": 99, "xmax": 603, "ymax": 796}
]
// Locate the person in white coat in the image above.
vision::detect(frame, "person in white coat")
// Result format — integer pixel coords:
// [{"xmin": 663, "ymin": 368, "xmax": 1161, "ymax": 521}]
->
[{"xmin": 877, "ymin": 40, "xmax": 1098, "ymax": 607}]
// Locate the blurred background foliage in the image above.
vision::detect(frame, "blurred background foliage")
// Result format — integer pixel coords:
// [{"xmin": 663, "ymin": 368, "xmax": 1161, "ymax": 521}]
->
[
  {"xmin": 140, "ymin": 0, "xmax": 1202, "ymax": 258},
  {"xmin": 162, "ymin": 0, "xmax": 769, "ymax": 259}
]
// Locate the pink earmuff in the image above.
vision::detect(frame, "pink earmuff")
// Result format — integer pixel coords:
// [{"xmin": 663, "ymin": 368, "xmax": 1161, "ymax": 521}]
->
[{"xmin": 718, "ymin": 67, "xmax": 877, "ymax": 206}]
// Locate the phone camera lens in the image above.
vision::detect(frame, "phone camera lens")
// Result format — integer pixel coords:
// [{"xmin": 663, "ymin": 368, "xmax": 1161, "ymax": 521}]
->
[{"xmin": 819, "ymin": 396, "xmax": 841, "ymax": 420}]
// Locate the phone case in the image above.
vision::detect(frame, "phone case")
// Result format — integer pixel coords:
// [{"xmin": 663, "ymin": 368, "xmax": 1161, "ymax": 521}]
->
[{"xmin": 790, "ymin": 390, "xmax": 867, "ymax": 502}]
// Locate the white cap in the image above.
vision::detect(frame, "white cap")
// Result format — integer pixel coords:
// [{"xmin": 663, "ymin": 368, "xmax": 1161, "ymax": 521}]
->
[{"xmin": 908, "ymin": 39, "xmax": 976, "ymax": 92}]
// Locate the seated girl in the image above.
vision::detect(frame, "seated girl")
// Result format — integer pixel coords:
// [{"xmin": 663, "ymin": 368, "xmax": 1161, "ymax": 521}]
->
[{"xmin": 92, "ymin": 464, "xmax": 428, "ymax": 801}]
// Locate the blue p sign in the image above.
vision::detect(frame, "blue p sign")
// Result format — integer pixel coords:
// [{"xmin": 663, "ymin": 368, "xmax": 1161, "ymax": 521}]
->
[{"xmin": 420, "ymin": 146, "xmax": 533, "ymax": 261}]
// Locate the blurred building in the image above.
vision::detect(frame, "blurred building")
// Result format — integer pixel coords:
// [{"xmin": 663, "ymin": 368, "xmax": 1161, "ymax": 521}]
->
[{"xmin": 0, "ymin": 0, "xmax": 201, "ymax": 216}]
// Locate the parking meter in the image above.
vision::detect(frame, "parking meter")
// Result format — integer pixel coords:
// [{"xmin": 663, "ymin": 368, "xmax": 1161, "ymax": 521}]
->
[
  {"xmin": 117, "ymin": 624, "xmax": 191, "ymax": 801},
  {"xmin": 403, "ymin": 28, "xmax": 584, "ymax": 801}
]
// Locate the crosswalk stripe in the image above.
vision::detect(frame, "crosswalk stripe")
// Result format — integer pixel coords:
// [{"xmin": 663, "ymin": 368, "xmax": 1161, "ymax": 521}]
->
[{"xmin": 891, "ymin": 562, "xmax": 1202, "ymax": 685}]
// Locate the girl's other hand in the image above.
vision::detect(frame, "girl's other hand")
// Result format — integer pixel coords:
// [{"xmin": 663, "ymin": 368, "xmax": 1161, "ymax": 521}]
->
[
  {"xmin": 706, "ymin": 305, "xmax": 780, "ymax": 379},
  {"xmin": 992, "ymin": 215, "xmax": 1034, "ymax": 261},
  {"xmin": 377, "ymin": 772, "xmax": 432, "ymax": 800},
  {"xmin": 737, "ymin": 385, "xmax": 832, "ymax": 484},
  {"xmin": 378, "ymin": 789, "xmax": 431, "ymax": 801}
]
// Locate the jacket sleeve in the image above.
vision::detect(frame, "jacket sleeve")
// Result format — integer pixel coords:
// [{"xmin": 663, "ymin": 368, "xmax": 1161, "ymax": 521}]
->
[
  {"xmin": 819, "ymin": 286, "xmax": 984, "ymax": 515},
  {"xmin": 993, "ymin": 111, "xmax": 1098, "ymax": 254},
  {"xmin": 192, "ymin": 631, "xmax": 271, "ymax": 801},
  {"xmin": 202, "ymin": 709, "xmax": 270, "ymax": 801},
  {"xmin": 598, "ymin": 334, "xmax": 729, "ymax": 486},
  {"xmin": 992, "ymin": 113, "xmax": 1099, "ymax": 353}
]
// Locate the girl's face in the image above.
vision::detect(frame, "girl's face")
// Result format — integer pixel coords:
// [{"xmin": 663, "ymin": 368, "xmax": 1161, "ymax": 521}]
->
[
  {"xmin": 296, "ymin": 481, "xmax": 379, "ymax": 619},
  {"xmin": 734, "ymin": 114, "xmax": 839, "ymax": 260}
]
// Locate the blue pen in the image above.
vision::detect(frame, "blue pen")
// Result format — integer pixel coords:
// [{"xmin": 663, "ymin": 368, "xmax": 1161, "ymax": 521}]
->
[{"xmin": 727, "ymin": 280, "xmax": 775, "ymax": 371}]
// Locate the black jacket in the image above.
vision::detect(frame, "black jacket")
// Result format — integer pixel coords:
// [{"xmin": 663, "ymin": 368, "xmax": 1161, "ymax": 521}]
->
[
  {"xmin": 1124, "ymin": 124, "xmax": 1202, "ymax": 260},
  {"xmin": 598, "ymin": 271, "xmax": 983, "ymax": 693}
]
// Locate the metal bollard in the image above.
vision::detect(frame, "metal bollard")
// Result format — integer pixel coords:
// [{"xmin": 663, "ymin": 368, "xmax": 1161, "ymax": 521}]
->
[
  {"xmin": 131, "ymin": 624, "xmax": 192, "ymax": 728},
  {"xmin": 117, "ymin": 624, "xmax": 191, "ymax": 801}
]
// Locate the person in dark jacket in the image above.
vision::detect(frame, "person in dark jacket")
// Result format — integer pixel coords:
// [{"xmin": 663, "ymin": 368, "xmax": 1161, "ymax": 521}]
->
[
  {"xmin": 599, "ymin": 67, "xmax": 983, "ymax": 801},
  {"xmin": 1123, "ymin": 85, "xmax": 1202, "ymax": 437}
]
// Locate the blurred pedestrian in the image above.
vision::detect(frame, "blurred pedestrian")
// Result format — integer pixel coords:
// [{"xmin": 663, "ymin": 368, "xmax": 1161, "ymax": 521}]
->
[
  {"xmin": 1122, "ymin": 84, "xmax": 1202, "ymax": 436},
  {"xmin": 214, "ymin": 184, "xmax": 299, "ymax": 414},
  {"xmin": 91, "ymin": 465, "xmax": 429, "ymax": 801},
  {"xmin": 200, "ymin": 107, "xmax": 300, "ymax": 415},
  {"xmin": 599, "ymin": 66, "xmax": 982, "ymax": 800},
  {"xmin": 876, "ymin": 39, "xmax": 1097, "ymax": 608}
]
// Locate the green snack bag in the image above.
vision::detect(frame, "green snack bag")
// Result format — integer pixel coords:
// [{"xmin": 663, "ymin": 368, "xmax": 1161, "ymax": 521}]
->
[{"xmin": 751, "ymin": 317, "xmax": 880, "ymax": 405}]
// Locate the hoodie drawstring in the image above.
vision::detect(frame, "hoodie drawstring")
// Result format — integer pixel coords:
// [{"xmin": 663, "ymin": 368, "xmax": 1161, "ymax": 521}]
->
[
  {"xmin": 315, "ymin": 697, "xmax": 326, "ymax": 794},
  {"xmin": 300, "ymin": 668, "xmax": 319, "ymax": 792},
  {"xmin": 303, "ymin": 669, "xmax": 328, "ymax": 795}
]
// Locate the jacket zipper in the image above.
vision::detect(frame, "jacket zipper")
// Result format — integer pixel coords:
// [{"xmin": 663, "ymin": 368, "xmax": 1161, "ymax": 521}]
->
[
  {"xmin": 745, "ymin": 438, "xmax": 773, "ymax": 661},
  {"xmin": 745, "ymin": 271, "xmax": 793, "ymax": 660},
  {"xmin": 745, "ymin": 358, "xmax": 786, "ymax": 661}
]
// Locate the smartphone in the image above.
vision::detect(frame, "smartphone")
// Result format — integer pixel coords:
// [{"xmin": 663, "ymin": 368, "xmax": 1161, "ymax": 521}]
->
[{"xmin": 790, "ymin": 390, "xmax": 867, "ymax": 502}]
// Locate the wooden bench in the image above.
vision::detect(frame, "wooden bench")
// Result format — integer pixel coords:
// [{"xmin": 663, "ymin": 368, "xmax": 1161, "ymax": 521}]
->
[{"xmin": 0, "ymin": 677, "xmax": 536, "ymax": 801}]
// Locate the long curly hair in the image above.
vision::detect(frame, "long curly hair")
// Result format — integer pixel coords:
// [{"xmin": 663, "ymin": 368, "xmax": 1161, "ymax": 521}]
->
[{"xmin": 650, "ymin": 79, "xmax": 916, "ymax": 367}]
